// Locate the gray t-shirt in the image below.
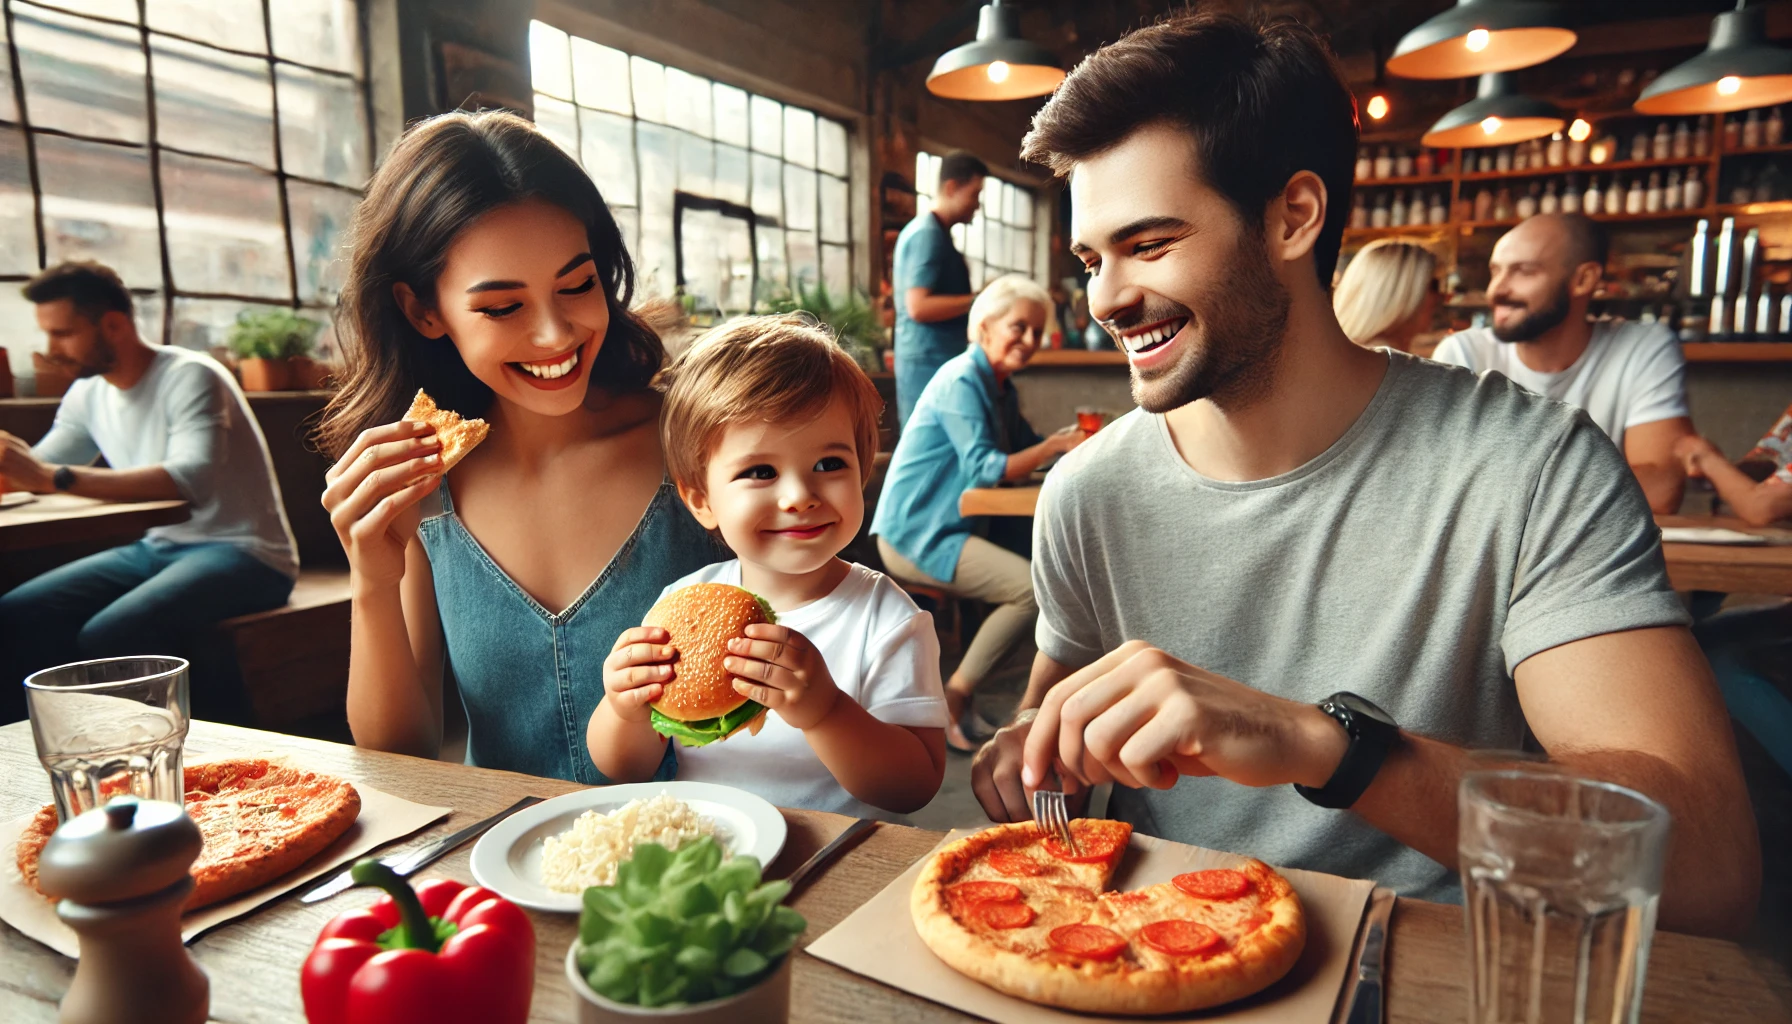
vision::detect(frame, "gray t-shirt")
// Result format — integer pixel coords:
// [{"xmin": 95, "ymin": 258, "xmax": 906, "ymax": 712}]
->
[{"xmin": 1031, "ymin": 351, "xmax": 1687, "ymax": 901}]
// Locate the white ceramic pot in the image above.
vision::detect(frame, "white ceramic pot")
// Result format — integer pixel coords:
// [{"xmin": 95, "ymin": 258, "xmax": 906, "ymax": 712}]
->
[{"xmin": 564, "ymin": 945, "xmax": 791, "ymax": 1024}]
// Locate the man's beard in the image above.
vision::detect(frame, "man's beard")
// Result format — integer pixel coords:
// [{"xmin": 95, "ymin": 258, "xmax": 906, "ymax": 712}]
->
[
  {"xmin": 71, "ymin": 336, "xmax": 117, "ymax": 379},
  {"xmin": 1112, "ymin": 233, "xmax": 1290, "ymax": 414},
  {"xmin": 1491, "ymin": 282, "xmax": 1571, "ymax": 342}
]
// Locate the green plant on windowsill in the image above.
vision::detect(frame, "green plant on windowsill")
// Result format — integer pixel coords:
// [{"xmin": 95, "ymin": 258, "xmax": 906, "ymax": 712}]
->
[
  {"xmin": 757, "ymin": 282, "xmax": 884, "ymax": 373},
  {"xmin": 225, "ymin": 308, "xmax": 322, "ymax": 361}
]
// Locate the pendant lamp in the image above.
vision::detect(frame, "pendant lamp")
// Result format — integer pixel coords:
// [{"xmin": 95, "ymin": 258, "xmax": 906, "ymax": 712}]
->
[
  {"xmin": 1635, "ymin": 2, "xmax": 1792, "ymax": 116},
  {"xmin": 926, "ymin": 0, "xmax": 1064, "ymax": 101},
  {"xmin": 1387, "ymin": 0, "xmax": 1576, "ymax": 80},
  {"xmin": 1422, "ymin": 72, "xmax": 1565, "ymax": 148}
]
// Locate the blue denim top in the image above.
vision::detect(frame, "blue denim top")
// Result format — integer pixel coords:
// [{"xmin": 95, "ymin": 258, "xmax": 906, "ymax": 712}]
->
[{"xmin": 418, "ymin": 479, "xmax": 719, "ymax": 783}]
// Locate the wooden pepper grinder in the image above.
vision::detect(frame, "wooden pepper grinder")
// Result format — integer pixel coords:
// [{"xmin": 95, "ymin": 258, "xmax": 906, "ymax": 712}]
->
[{"xmin": 38, "ymin": 796, "xmax": 209, "ymax": 1024}]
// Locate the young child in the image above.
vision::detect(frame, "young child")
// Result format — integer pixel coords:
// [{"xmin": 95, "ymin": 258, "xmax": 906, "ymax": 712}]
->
[{"xmin": 586, "ymin": 314, "xmax": 948, "ymax": 819}]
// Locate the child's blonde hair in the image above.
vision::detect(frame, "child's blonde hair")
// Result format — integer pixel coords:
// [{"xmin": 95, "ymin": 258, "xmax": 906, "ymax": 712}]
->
[
  {"xmin": 656, "ymin": 313, "xmax": 884, "ymax": 496},
  {"xmin": 1332, "ymin": 239, "xmax": 1437, "ymax": 347}
]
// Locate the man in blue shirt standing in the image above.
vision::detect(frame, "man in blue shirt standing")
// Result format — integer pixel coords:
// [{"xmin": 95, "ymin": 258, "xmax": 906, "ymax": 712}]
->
[{"xmin": 894, "ymin": 150, "xmax": 986, "ymax": 425}]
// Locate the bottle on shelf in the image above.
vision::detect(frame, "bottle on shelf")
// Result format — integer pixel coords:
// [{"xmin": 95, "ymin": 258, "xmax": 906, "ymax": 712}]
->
[
  {"xmin": 1731, "ymin": 165, "xmax": 1755, "ymax": 205},
  {"xmin": 1673, "ymin": 119, "xmax": 1692, "ymax": 159},
  {"xmin": 1407, "ymin": 190, "xmax": 1426, "ymax": 226},
  {"xmin": 1756, "ymin": 162, "xmax": 1783, "ymax": 202},
  {"xmin": 1395, "ymin": 148, "xmax": 1414, "ymax": 177},
  {"xmin": 1390, "ymin": 189, "xmax": 1407, "ymax": 226},
  {"xmin": 1584, "ymin": 174, "xmax": 1602, "ymax": 214},
  {"xmin": 1355, "ymin": 146, "xmax": 1373, "ymax": 181},
  {"xmin": 1563, "ymin": 173, "xmax": 1583, "ymax": 213},
  {"xmin": 1474, "ymin": 185, "xmax": 1494, "ymax": 221},
  {"xmin": 1630, "ymin": 130, "xmax": 1650, "ymax": 162},
  {"xmin": 1590, "ymin": 135, "xmax": 1614, "ymax": 164},
  {"xmin": 1349, "ymin": 192, "xmax": 1368, "ymax": 229},
  {"xmin": 1652, "ymin": 122, "xmax": 1672, "ymax": 160},
  {"xmin": 1744, "ymin": 109, "xmax": 1763, "ymax": 149},
  {"xmin": 1477, "ymin": 149, "xmax": 1494, "ymax": 173},
  {"xmin": 1370, "ymin": 191, "xmax": 1390, "ymax": 227},
  {"xmin": 1373, "ymin": 145, "xmax": 1393, "ymax": 179},
  {"xmin": 1416, "ymin": 148, "xmax": 1435, "ymax": 176},
  {"xmin": 1695, "ymin": 115, "xmax": 1712, "ymax": 157},
  {"xmin": 1540, "ymin": 178, "xmax": 1561, "ymax": 215},
  {"xmin": 1494, "ymin": 186, "xmax": 1516, "ymax": 220},
  {"xmin": 1665, "ymin": 168, "xmax": 1683, "ymax": 210},
  {"xmin": 1769, "ymin": 106, "xmax": 1785, "ymax": 147},
  {"xmin": 1427, "ymin": 189, "xmax": 1448, "ymax": 225},
  {"xmin": 1495, "ymin": 146, "xmax": 1513, "ymax": 173},
  {"xmin": 1724, "ymin": 114, "xmax": 1742, "ymax": 151},
  {"xmin": 1513, "ymin": 143, "xmax": 1529, "ymax": 171},
  {"xmin": 1517, "ymin": 181, "xmax": 1539, "ymax": 219},
  {"xmin": 1645, "ymin": 171, "xmax": 1663, "ymax": 213},
  {"xmin": 1568, "ymin": 132, "xmax": 1588, "ymax": 166},
  {"xmin": 1604, "ymin": 177, "xmax": 1624, "ymax": 215},
  {"xmin": 1625, "ymin": 175, "xmax": 1645, "ymax": 214},
  {"xmin": 1684, "ymin": 166, "xmax": 1705, "ymax": 209},
  {"xmin": 1683, "ymin": 218, "xmax": 1712, "ymax": 341},
  {"xmin": 1547, "ymin": 132, "xmax": 1565, "ymax": 167}
]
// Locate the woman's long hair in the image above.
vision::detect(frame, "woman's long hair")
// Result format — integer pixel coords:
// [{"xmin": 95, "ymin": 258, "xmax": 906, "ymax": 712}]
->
[
  {"xmin": 1332, "ymin": 238, "xmax": 1437, "ymax": 348},
  {"xmin": 316, "ymin": 110, "xmax": 662, "ymax": 458}
]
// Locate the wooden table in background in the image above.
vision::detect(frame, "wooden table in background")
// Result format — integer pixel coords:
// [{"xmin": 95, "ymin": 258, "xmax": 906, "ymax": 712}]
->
[
  {"xmin": 1, "ymin": 722, "xmax": 1786, "ymax": 1023},
  {"xmin": 1658, "ymin": 514, "xmax": 1792, "ymax": 595},
  {"xmin": 959, "ymin": 484, "xmax": 1041, "ymax": 518},
  {"xmin": 0, "ymin": 492, "xmax": 189, "ymax": 552}
]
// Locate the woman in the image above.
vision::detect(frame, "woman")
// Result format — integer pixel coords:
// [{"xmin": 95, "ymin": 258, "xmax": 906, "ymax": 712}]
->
[
  {"xmin": 871, "ymin": 274, "xmax": 1083, "ymax": 752},
  {"xmin": 1332, "ymin": 238, "xmax": 1438, "ymax": 353},
  {"xmin": 316, "ymin": 111, "xmax": 717, "ymax": 782}
]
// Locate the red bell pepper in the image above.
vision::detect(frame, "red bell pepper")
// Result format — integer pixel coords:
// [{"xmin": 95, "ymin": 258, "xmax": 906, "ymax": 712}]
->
[{"xmin": 301, "ymin": 860, "xmax": 535, "ymax": 1024}]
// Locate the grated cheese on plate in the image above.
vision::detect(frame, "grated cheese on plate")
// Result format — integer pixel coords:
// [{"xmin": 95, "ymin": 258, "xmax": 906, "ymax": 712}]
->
[{"xmin": 538, "ymin": 793, "xmax": 717, "ymax": 893}]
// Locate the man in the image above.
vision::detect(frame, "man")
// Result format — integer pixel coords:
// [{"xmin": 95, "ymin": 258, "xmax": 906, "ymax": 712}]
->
[
  {"xmin": 894, "ymin": 150, "xmax": 986, "ymax": 425},
  {"xmin": 1433, "ymin": 214, "xmax": 1693, "ymax": 514},
  {"xmin": 0, "ymin": 262, "xmax": 298, "ymax": 722},
  {"xmin": 969, "ymin": 13, "xmax": 1758, "ymax": 937}
]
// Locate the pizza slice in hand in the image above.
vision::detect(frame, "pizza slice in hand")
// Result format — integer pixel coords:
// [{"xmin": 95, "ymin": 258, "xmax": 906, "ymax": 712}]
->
[{"xmin": 403, "ymin": 389, "xmax": 490, "ymax": 471}]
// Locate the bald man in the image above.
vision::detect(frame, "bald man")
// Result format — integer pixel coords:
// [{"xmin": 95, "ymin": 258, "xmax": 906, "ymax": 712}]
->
[{"xmin": 1434, "ymin": 214, "xmax": 1693, "ymax": 513}]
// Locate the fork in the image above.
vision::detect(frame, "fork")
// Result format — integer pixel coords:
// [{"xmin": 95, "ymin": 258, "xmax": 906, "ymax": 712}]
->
[{"xmin": 1032, "ymin": 776, "xmax": 1080, "ymax": 857}]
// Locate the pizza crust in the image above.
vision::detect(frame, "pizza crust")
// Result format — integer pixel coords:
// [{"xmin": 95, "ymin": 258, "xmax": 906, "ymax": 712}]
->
[
  {"xmin": 911, "ymin": 821, "xmax": 1306, "ymax": 1016},
  {"xmin": 402, "ymin": 389, "xmax": 489, "ymax": 471}
]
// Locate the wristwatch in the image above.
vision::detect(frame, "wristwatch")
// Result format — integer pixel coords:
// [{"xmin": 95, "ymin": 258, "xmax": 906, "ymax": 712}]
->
[
  {"xmin": 51, "ymin": 465, "xmax": 76, "ymax": 492},
  {"xmin": 1293, "ymin": 692, "xmax": 1401, "ymax": 810}
]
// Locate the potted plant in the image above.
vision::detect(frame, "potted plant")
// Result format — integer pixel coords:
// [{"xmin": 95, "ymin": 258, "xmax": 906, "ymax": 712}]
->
[
  {"xmin": 226, "ymin": 308, "xmax": 323, "ymax": 391},
  {"xmin": 758, "ymin": 283, "xmax": 886, "ymax": 374},
  {"xmin": 566, "ymin": 836, "xmax": 807, "ymax": 1023}
]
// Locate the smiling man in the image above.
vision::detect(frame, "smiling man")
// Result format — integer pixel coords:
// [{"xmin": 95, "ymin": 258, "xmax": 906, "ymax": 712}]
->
[{"xmin": 967, "ymin": 12, "xmax": 1760, "ymax": 937}]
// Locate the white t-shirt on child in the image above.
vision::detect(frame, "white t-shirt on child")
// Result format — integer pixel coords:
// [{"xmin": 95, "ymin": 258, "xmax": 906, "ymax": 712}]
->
[{"xmin": 666, "ymin": 559, "xmax": 949, "ymax": 821}]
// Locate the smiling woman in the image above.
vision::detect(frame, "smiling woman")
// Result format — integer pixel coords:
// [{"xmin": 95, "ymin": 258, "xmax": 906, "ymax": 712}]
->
[{"xmin": 312, "ymin": 110, "xmax": 721, "ymax": 783}]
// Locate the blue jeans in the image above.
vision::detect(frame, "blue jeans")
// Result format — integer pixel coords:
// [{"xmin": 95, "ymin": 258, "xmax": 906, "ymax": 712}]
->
[
  {"xmin": 1690, "ymin": 592, "xmax": 1792, "ymax": 780},
  {"xmin": 0, "ymin": 539, "xmax": 294, "ymax": 723}
]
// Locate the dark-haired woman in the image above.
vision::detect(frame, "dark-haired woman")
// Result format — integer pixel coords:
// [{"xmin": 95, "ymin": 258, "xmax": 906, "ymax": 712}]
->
[{"xmin": 317, "ymin": 111, "xmax": 716, "ymax": 782}]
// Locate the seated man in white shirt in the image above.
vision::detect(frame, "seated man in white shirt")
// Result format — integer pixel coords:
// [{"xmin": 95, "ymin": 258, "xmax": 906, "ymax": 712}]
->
[
  {"xmin": 1432, "ymin": 214, "xmax": 1693, "ymax": 513},
  {"xmin": 0, "ymin": 261, "xmax": 299, "ymax": 722}
]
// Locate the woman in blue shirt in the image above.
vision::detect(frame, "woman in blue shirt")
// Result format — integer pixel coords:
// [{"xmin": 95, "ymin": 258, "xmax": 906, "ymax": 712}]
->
[{"xmin": 872, "ymin": 275, "xmax": 1085, "ymax": 751}]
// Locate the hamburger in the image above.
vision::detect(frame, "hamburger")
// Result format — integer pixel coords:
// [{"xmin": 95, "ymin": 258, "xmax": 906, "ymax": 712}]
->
[{"xmin": 644, "ymin": 583, "xmax": 778, "ymax": 746}]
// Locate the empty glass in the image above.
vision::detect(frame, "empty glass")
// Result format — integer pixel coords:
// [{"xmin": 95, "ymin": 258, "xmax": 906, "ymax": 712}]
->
[
  {"xmin": 25, "ymin": 657, "xmax": 190, "ymax": 823},
  {"xmin": 1460, "ymin": 768, "xmax": 1669, "ymax": 1024}
]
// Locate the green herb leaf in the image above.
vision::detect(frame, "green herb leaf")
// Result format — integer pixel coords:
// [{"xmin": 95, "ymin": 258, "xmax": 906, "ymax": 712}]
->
[
  {"xmin": 588, "ymin": 952, "xmax": 636, "ymax": 1003},
  {"xmin": 770, "ymin": 905, "xmax": 806, "ymax": 936},
  {"xmin": 675, "ymin": 945, "xmax": 720, "ymax": 978},
  {"xmin": 722, "ymin": 889, "xmax": 747, "ymax": 928},
  {"xmin": 755, "ymin": 931, "xmax": 798, "ymax": 960},
  {"xmin": 722, "ymin": 947, "xmax": 770, "ymax": 979},
  {"xmin": 627, "ymin": 909, "xmax": 678, "ymax": 947},
  {"xmin": 671, "ymin": 880, "xmax": 719, "ymax": 918}
]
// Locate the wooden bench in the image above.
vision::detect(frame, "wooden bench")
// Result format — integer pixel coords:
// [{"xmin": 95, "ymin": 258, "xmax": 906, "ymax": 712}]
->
[{"xmin": 214, "ymin": 568, "xmax": 351, "ymax": 729}]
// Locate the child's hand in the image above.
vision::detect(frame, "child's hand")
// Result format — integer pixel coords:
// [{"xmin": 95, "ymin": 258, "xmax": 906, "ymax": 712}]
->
[
  {"xmin": 725, "ymin": 624, "xmax": 841, "ymax": 731},
  {"xmin": 604, "ymin": 626, "xmax": 677, "ymax": 723}
]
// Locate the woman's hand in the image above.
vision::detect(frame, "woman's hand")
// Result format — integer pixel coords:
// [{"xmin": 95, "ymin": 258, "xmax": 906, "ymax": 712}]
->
[
  {"xmin": 604, "ymin": 626, "xmax": 677, "ymax": 722},
  {"xmin": 322, "ymin": 420, "xmax": 442, "ymax": 589},
  {"xmin": 1673, "ymin": 434, "xmax": 1722, "ymax": 478},
  {"xmin": 725, "ymin": 624, "xmax": 841, "ymax": 731},
  {"xmin": 1047, "ymin": 425, "xmax": 1088, "ymax": 456}
]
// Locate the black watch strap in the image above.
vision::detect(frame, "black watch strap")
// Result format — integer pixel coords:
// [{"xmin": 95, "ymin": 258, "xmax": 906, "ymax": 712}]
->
[
  {"xmin": 1293, "ymin": 693, "xmax": 1400, "ymax": 810},
  {"xmin": 52, "ymin": 465, "xmax": 76, "ymax": 492}
]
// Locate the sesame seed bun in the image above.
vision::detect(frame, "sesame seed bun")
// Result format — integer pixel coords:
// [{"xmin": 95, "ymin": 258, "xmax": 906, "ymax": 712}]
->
[{"xmin": 645, "ymin": 583, "xmax": 772, "ymax": 723}]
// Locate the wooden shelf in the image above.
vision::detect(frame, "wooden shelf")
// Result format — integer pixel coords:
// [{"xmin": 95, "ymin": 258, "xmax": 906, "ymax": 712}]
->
[
  {"xmin": 1459, "ymin": 207, "xmax": 1711, "ymax": 230},
  {"xmin": 1351, "ymin": 172, "xmax": 1455, "ymax": 188},
  {"xmin": 1721, "ymin": 142, "xmax": 1792, "ymax": 158},
  {"xmin": 1681, "ymin": 342, "xmax": 1792, "ymax": 362},
  {"xmin": 1719, "ymin": 200, "xmax": 1792, "ymax": 217},
  {"xmin": 1026, "ymin": 349, "xmax": 1127, "ymax": 367},
  {"xmin": 1343, "ymin": 223, "xmax": 1451, "ymax": 240},
  {"xmin": 1459, "ymin": 154, "xmax": 1714, "ymax": 183}
]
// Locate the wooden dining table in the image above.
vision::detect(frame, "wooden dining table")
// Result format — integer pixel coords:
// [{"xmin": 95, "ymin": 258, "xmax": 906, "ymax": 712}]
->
[
  {"xmin": 0, "ymin": 491, "xmax": 190, "ymax": 553},
  {"xmin": 0, "ymin": 721, "xmax": 1786, "ymax": 1023}
]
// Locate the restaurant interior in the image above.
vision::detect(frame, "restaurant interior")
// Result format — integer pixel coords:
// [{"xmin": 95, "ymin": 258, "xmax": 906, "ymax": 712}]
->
[{"xmin": 2, "ymin": 1, "xmax": 1792, "ymax": 1022}]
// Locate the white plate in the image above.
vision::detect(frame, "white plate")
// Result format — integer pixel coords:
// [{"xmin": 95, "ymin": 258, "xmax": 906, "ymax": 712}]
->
[
  {"xmin": 0, "ymin": 492, "xmax": 35, "ymax": 509},
  {"xmin": 469, "ymin": 781, "xmax": 787, "ymax": 914}
]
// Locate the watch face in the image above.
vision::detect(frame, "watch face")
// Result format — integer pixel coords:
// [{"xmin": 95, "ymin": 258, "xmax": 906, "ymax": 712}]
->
[{"xmin": 1334, "ymin": 692, "xmax": 1396, "ymax": 728}]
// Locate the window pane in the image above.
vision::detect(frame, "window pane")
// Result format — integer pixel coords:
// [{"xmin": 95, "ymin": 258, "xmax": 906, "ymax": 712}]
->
[
  {"xmin": 969, "ymin": 258, "xmax": 985, "ymax": 291},
  {"xmin": 819, "ymin": 173, "xmax": 847, "ymax": 244},
  {"xmin": 147, "ymin": 0, "xmax": 265, "ymax": 53},
  {"xmin": 950, "ymin": 221, "xmax": 966, "ymax": 251},
  {"xmin": 749, "ymin": 94, "xmax": 780, "ymax": 155},
  {"xmin": 677, "ymin": 207, "xmax": 750, "ymax": 315},
  {"xmin": 630, "ymin": 56, "xmax": 665, "ymax": 124},
  {"xmin": 531, "ymin": 93, "xmax": 579, "ymax": 160},
  {"xmin": 718, "ymin": 214, "xmax": 754, "ymax": 314},
  {"xmin": 16, "ymin": 4, "xmax": 148, "ymax": 144},
  {"xmin": 817, "ymin": 118, "xmax": 847, "ymax": 177},
  {"xmin": 1014, "ymin": 228, "xmax": 1033, "ymax": 275},
  {"xmin": 821, "ymin": 243, "xmax": 848, "ymax": 297},
  {"xmin": 787, "ymin": 228, "xmax": 817, "ymax": 290},
  {"xmin": 916, "ymin": 152, "xmax": 939, "ymax": 199},
  {"xmin": 676, "ymin": 131, "xmax": 712, "ymax": 196},
  {"xmin": 0, "ymin": 14, "xmax": 13, "ymax": 123},
  {"xmin": 635, "ymin": 121, "xmax": 675, "ymax": 216},
  {"xmin": 270, "ymin": 0, "xmax": 361, "ymax": 75},
  {"xmin": 0, "ymin": 127, "xmax": 36, "ymax": 275},
  {"xmin": 571, "ymin": 37, "xmax": 630, "ymax": 115},
  {"xmin": 287, "ymin": 180, "xmax": 357, "ymax": 303},
  {"xmin": 987, "ymin": 222, "xmax": 1006, "ymax": 270},
  {"xmin": 782, "ymin": 165, "xmax": 815, "ymax": 231},
  {"xmin": 1012, "ymin": 185, "xmax": 1033, "ymax": 228},
  {"xmin": 982, "ymin": 176, "xmax": 1001, "ymax": 219},
  {"xmin": 714, "ymin": 143, "xmax": 748, "ymax": 206},
  {"xmin": 528, "ymin": 20, "xmax": 571, "ymax": 100},
  {"xmin": 170, "ymin": 296, "xmax": 263, "ymax": 352},
  {"xmin": 713, "ymin": 82, "xmax": 747, "ymax": 148},
  {"xmin": 579, "ymin": 108, "xmax": 636, "ymax": 209},
  {"xmin": 133, "ymin": 290, "xmax": 164, "ymax": 346},
  {"xmin": 749, "ymin": 152, "xmax": 780, "ymax": 220},
  {"xmin": 782, "ymin": 106, "xmax": 814, "ymax": 168},
  {"xmin": 277, "ymin": 63, "xmax": 369, "ymax": 186},
  {"xmin": 637, "ymin": 207, "xmax": 674, "ymax": 296},
  {"xmin": 40, "ymin": 0, "xmax": 136, "ymax": 20},
  {"xmin": 664, "ymin": 67, "xmax": 711, "ymax": 138},
  {"xmin": 1, "ymin": 289, "xmax": 37, "ymax": 385},
  {"xmin": 755, "ymin": 224, "xmax": 786, "ymax": 301},
  {"xmin": 160, "ymin": 152, "xmax": 287, "ymax": 298},
  {"xmin": 965, "ymin": 213, "xmax": 984, "ymax": 260},
  {"xmin": 38, "ymin": 135, "xmax": 160, "ymax": 287},
  {"xmin": 611, "ymin": 206, "xmax": 638, "ymax": 265},
  {"xmin": 152, "ymin": 35, "xmax": 274, "ymax": 168}
]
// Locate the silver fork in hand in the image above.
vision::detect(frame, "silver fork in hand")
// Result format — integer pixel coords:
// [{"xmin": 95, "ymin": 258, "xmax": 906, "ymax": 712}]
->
[{"xmin": 1032, "ymin": 775, "xmax": 1080, "ymax": 857}]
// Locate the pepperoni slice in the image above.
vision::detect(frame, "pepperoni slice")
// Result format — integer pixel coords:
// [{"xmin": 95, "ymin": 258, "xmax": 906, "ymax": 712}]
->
[
  {"xmin": 1042, "ymin": 820, "xmax": 1129, "ymax": 864},
  {"xmin": 975, "ymin": 900, "xmax": 1037, "ymax": 930},
  {"xmin": 1172, "ymin": 868, "xmax": 1251, "ymax": 900},
  {"xmin": 947, "ymin": 881, "xmax": 1022, "ymax": 906},
  {"xmin": 988, "ymin": 850, "xmax": 1045, "ymax": 877},
  {"xmin": 1140, "ymin": 920, "xmax": 1222, "ymax": 957},
  {"xmin": 1048, "ymin": 924, "xmax": 1129, "ymax": 961}
]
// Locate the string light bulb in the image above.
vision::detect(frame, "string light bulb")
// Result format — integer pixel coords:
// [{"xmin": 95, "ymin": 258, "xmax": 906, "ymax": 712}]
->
[
  {"xmin": 1366, "ymin": 94, "xmax": 1390, "ymax": 120},
  {"xmin": 1465, "ymin": 29, "xmax": 1491, "ymax": 53},
  {"xmin": 1568, "ymin": 118, "xmax": 1592, "ymax": 142}
]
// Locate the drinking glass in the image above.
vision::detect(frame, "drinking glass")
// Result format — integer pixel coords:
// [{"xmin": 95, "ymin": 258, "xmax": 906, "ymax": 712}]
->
[
  {"xmin": 1075, "ymin": 407, "xmax": 1103, "ymax": 434},
  {"xmin": 1460, "ymin": 768, "xmax": 1668, "ymax": 1024},
  {"xmin": 25, "ymin": 657, "xmax": 190, "ymax": 822}
]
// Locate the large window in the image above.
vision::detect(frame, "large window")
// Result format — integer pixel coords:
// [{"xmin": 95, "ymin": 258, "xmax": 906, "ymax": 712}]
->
[
  {"xmin": 0, "ymin": 0, "xmax": 370, "ymax": 381},
  {"xmin": 528, "ymin": 20, "xmax": 854, "ymax": 319},
  {"xmin": 914, "ymin": 151, "xmax": 1035, "ymax": 290}
]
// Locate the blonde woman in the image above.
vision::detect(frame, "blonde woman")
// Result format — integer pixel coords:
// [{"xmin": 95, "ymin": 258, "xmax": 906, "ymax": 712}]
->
[
  {"xmin": 1333, "ymin": 239, "xmax": 1439, "ymax": 352},
  {"xmin": 871, "ymin": 274, "xmax": 1084, "ymax": 751}
]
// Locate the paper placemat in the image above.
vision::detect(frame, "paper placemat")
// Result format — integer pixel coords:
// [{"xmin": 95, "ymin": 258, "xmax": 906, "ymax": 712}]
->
[
  {"xmin": 1660, "ymin": 527, "xmax": 1769, "ymax": 546},
  {"xmin": 0, "ymin": 782, "xmax": 450, "ymax": 958},
  {"xmin": 806, "ymin": 829, "xmax": 1375, "ymax": 1024}
]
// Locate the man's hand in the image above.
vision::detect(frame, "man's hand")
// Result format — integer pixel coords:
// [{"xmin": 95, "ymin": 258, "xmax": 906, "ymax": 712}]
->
[
  {"xmin": 1021, "ymin": 640, "xmax": 1349, "ymax": 793},
  {"xmin": 725, "ymin": 624, "xmax": 841, "ymax": 731},
  {"xmin": 0, "ymin": 432, "xmax": 53, "ymax": 492},
  {"xmin": 1046, "ymin": 425, "xmax": 1087, "ymax": 456},
  {"xmin": 971, "ymin": 710, "xmax": 1046, "ymax": 822},
  {"xmin": 1673, "ymin": 434, "xmax": 1722, "ymax": 478}
]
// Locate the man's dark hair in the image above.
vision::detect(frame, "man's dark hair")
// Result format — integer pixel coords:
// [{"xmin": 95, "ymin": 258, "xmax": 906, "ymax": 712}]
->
[
  {"xmin": 1022, "ymin": 12, "xmax": 1359, "ymax": 284},
  {"xmin": 1554, "ymin": 213, "xmax": 1609, "ymax": 270},
  {"xmin": 22, "ymin": 261, "xmax": 134, "ymax": 323},
  {"xmin": 938, "ymin": 149, "xmax": 989, "ymax": 187}
]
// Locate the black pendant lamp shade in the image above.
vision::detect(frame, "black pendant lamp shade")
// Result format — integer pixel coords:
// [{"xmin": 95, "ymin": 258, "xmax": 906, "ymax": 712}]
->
[
  {"xmin": 1387, "ymin": 0, "xmax": 1576, "ymax": 80},
  {"xmin": 1422, "ymin": 72, "xmax": 1566, "ymax": 148},
  {"xmin": 1635, "ymin": 4, "xmax": 1792, "ymax": 116},
  {"xmin": 926, "ymin": 0, "xmax": 1064, "ymax": 101}
]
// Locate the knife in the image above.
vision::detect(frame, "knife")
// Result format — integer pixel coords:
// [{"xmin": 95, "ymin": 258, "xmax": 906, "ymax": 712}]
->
[
  {"xmin": 300, "ymin": 795, "xmax": 544, "ymax": 904},
  {"xmin": 782, "ymin": 817, "xmax": 877, "ymax": 894},
  {"xmin": 1342, "ymin": 887, "xmax": 1395, "ymax": 1024}
]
